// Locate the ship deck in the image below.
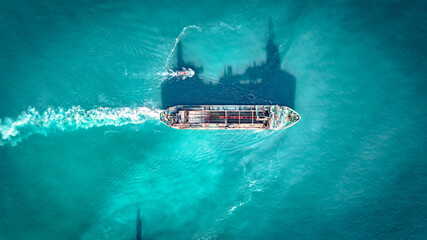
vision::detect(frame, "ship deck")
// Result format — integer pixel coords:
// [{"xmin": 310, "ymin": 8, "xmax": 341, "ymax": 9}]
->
[
  {"xmin": 160, "ymin": 105, "xmax": 299, "ymax": 130},
  {"xmin": 186, "ymin": 110, "xmax": 268, "ymax": 124},
  {"xmin": 169, "ymin": 105, "xmax": 271, "ymax": 125}
]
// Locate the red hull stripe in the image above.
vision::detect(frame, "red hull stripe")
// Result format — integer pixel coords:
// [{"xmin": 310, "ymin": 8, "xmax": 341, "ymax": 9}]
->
[{"xmin": 219, "ymin": 116, "xmax": 257, "ymax": 119}]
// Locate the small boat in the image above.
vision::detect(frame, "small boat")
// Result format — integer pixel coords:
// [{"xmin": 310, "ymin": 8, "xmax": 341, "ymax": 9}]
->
[
  {"xmin": 160, "ymin": 105, "xmax": 300, "ymax": 130},
  {"xmin": 166, "ymin": 68, "xmax": 195, "ymax": 79},
  {"xmin": 176, "ymin": 67, "xmax": 195, "ymax": 79}
]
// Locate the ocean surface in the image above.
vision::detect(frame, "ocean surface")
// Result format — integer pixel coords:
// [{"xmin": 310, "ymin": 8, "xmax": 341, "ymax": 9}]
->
[{"xmin": 0, "ymin": 0, "xmax": 426, "ymax": 239}]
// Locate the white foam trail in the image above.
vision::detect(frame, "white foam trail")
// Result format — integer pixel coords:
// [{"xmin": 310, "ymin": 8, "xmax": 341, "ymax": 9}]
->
[
  {"xmin": 157, "ymin": 69, "xmax": 176, "ymax": 78},
  {"xmin": 164, "ymin": 22, "xmax": 242, "ymax": 69},
  {"xmin": 214, "ymin": 21, "xmax": 242, "ymax": 32},
  {"xmin": 0, "ymin": 106, "xmax": 162, "ymax": 146},
  {"xmin": 165, "ymin": 25, "xmax": 202, "ymax": 68},
  {"xmin": 228, "ymin": 200, "xmax": 248, "ymax": 215}
]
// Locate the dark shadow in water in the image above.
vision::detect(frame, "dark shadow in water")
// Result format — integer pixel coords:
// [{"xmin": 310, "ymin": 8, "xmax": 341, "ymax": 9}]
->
[
  {"xmin": 134, "ymin": 209, "xmax": 153, "ymax": 240},
  {"xmin": 136, "ymin": 209, "xmax": 142, "ymax": 240},
  {"xmin": 161, "ymin": 20, "xmax": 296, "ymax": 109}
]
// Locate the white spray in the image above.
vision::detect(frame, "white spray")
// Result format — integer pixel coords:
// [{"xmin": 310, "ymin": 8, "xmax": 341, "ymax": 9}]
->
[{"xmin": 0, "ymin": 106, "xmax": 162, "ymax": 146}]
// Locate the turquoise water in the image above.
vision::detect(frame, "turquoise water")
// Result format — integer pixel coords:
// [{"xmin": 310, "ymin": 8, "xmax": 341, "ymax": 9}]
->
[{"xmin": 1, "ymin": 0, "xmax": 426, "ymax": 239}]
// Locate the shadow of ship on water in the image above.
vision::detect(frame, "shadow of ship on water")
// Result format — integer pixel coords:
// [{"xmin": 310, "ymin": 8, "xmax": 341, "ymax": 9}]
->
[
  {"xmin": 161, "ymin": 20, "xmax": 296, "ymax": 109},
  {"xmin": 134, "ymin": 209, "xmax": 152, "ymax": 240},
  {"xmin": 136, "ymin": 209, "xmax": 142, "ymax": 240}
]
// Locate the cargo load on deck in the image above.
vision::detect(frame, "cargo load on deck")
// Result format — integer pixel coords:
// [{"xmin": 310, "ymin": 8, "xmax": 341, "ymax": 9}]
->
[{"xmin": 160, "ymin": 105, "xmax": 300, "ymax": 130}]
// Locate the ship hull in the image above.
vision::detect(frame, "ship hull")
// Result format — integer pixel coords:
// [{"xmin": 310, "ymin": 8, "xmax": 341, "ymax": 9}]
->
[{"xmin": 160, "ymin": 105, "xmax": 300, "ymax": 130}]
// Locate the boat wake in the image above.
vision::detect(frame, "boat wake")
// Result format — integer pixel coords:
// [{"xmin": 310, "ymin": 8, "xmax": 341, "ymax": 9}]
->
[
  {"xmin": 164, "ymin": 22, "xmax": 242, "ymax": 69},
  {"xmin": 0, "ymin": 106, "xmax": 162, "ymax": 146},
  {"xmin": 164, "ymin": 25, "xmax": 202, "ymax": 68}
]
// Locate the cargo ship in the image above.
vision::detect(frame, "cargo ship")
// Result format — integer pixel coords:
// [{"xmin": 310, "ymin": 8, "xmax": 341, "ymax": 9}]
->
[{"xmin": 160, "ymin": 105, "xmax": 300, "ymax": 130}]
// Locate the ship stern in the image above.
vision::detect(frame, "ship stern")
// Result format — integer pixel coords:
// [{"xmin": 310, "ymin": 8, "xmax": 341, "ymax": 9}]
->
[{"xmin": 160, "ymin": 111, "xmax": 172, "ymax": 127}]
